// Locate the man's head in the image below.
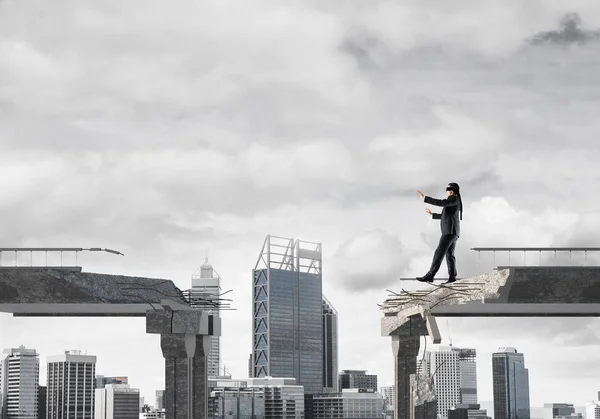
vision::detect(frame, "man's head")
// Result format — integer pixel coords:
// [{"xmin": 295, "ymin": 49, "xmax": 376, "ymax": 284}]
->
[{"xmin": 446, "ymin": 182, "xmax": 460, "ymax": 197}]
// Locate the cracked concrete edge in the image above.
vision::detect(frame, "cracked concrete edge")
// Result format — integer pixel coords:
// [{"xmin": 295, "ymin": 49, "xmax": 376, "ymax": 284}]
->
[
  {"xmin": 381, "ymin": 269, "xmax": 512, "ymax": 337},
  {"xmin": 411, "ymin": 374, "xmax": 436, "ymax": 405}
]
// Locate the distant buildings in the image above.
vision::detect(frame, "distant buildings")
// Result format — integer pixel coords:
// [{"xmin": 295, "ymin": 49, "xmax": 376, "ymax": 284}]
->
[
  {"xmin": 94, "ymin": 384, "xmax": 139, "ymax": 419},
  {"xmin": 155, "ymin": 391, "xmax": 164, "ymax": 411},
  {"xmin": 192, "ymin": 257, "xmax": 222, "ymax": 378},
  {"xmin": 492, "ymin": 347, "xmax": 530, "ymax": 419},
  {"xmin": 208, "ymin": 377, "xmax": 304, "ymax": 419},
  {"xmin": 47, "ymin": 350, "xmax": 96, "ymax": 419},
  {"xmin": 338, "ymin": 370, "xmax": 377, "ymax": 392},
  {"xmin": 250, "ymin": 235, "xmax": 324, "ymax": 394},
  {"xmin": 542, "ymin": 403, "xmax": 577, "ymax": 419},
  {"xmin": 0, "ymin": 346, "xmax": 40, "ymax": 419},
  {"xmin": 381, "ymin": 386, "xmax": 394, "ymax": 418},
  {"xmin": 312, "ymin": 388, "xmax": 384, "ymax": 419}
]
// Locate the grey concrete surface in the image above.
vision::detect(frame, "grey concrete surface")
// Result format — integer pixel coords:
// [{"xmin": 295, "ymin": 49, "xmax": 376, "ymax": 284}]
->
[{"xmin": 0, "ymin": 268, "xmax": 185, "ymax": 316}]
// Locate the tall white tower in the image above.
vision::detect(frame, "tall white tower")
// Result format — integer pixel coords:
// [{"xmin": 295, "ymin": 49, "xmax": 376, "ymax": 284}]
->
[
  {"xmin": 422, "ymin": 346, "xmax": 461, "ymax": 419},
  {"xmin": 0, "ymin": 346, "xmax": 40, "ymax": 419},
  {"xmin": 191, "ymin": 257, "xmax": 221, "ymax": 378}
]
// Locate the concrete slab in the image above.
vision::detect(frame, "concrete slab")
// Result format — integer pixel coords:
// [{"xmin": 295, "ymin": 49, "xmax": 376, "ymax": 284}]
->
[
  {"xmin": 0, "ymin": 268, "xmax": 185, "ymax": 316},
  {"xmin": 382, "ymin": 267, "xmax": 600, "ymax": 336}
]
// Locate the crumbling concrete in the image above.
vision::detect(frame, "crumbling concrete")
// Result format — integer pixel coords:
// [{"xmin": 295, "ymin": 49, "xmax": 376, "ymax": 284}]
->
[
  {"xmin": 410, "ymin": 374, "xmax": 437, "ymax": 419},
  {"xmin": 382, "ymin": 266, "xmax": 600, "ymax": 419}
]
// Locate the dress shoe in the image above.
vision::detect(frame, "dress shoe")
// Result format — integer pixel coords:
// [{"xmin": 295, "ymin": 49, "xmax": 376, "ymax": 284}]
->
[
  {"xmin": 443, "ymin": 278, "xmax": 457, "ymax": 284},
  {"xmin": 416, "ymin": 275, "xmax": 434, "ymax": 283}
]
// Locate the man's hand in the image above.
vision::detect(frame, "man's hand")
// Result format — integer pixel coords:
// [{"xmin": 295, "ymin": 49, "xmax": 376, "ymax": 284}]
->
[
  {"xmin": 425, "ymin": 208, "xmax": 432, "ymax": 215},
  {"xmin": 416, "ymin": 189, "xmax": 424, "ymax": 199}
]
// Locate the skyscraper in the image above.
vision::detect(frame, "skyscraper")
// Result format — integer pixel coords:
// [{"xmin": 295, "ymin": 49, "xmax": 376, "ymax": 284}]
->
[
  {"xmin": 322, "ymin": 296, "xmax": 338, "ymax": 393},
  {"xmin": 47, "ymin": 350, "xmax": 96, "ymax": 419},
  {"xmin": 0, "ymin": 346, "xmax": 40, "ymax": 419},
  {"xmin": 492, "ymin": 347, "xmax": 530, "ymax": 419},
  {"xmin": 455, "ymin": 348, "xmax": 477, "ymax": 404},
  {"xmin": 251, "ymin": 235, "xmax": 323, "ymax": 394},
  {"xmin": 192, "ymin": 257, "xmax": 222, "ymax": 378},
  {"xmin": 422, "ymin": 346, "xmax": 461, "ymax": 419}
]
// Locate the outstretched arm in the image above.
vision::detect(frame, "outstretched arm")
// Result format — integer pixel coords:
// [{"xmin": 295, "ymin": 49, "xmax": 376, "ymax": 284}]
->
[
  {"xmin": 424, "ymin": 195, "xmax": 460, "ymax": 208},
  {"xmin": 425, "ymin": 208, "xmax": 441, "ymax": 219}
]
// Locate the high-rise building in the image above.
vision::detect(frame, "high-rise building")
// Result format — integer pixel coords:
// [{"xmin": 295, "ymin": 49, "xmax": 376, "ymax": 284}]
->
[
  {"xmin": 47, "ymin": 350, "xmax": 96, "ymax": 419},
  {"xmin": 0, "ymin": 346, "xmax": 40, "ymax": 419},
  {"xmin": 422, "ymin": 346, "xmax": 461, "ymax": 419},
  {"xmin": 338, "ymin": 370, "xmax": 378, "ymax": 392},
  {"xmin": 492, "ymin": 347, "xmax": 530, "ymax": 419},
  {"xmin": 155, "ymin": 391, "xmax": 164, "ymax": 411},
  {"xmin": 251, "ymin": 235, "xmax": 323, "ymax": 394},
  {"xmin": 192, "ymin": 257, "xmax": 222, "ymax": 378},
  {"xmin": 322, "ymin": 296, "xmax": 338, "ymax": 393},
  {"xmin": 455, "ymin": 348, "xmax": 477, "ymax": 404},
  {"xmin": 94, "ymin": 384, "xmax": 139, "ymax": 419}
]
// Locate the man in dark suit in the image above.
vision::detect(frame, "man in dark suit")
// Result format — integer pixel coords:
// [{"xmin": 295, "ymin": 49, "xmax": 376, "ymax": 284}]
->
[{"xmin": 415, "ymin": 183, "xmax": 463, "ymax": 284}]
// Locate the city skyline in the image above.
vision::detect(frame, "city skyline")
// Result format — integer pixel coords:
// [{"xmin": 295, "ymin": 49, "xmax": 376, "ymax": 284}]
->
[{"xmin": 1, "ymin": 0, "xmax": 600, "ymax": 410}]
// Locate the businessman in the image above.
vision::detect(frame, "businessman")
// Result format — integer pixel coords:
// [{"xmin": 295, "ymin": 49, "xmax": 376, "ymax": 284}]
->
[{"xmin": 416, "ymin": 183, "xmax": 463, "ymax": 284}]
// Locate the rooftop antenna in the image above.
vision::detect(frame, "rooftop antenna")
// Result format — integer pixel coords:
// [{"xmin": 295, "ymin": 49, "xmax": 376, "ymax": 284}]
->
[{"xmin": 446, "ymin": 319, "xmax": 452, "ymax": 347}]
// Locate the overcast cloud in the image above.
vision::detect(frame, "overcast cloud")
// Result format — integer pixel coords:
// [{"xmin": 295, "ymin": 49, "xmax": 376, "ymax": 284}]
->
[{"xmin": 1, "ymin": 0, "xmax": 600, "ymax": 412}]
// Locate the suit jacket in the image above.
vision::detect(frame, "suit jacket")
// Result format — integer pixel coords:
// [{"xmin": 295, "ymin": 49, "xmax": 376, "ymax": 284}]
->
[{"xmin": 424, "ymin": 194, "xmax": 461, "ymax": 236}]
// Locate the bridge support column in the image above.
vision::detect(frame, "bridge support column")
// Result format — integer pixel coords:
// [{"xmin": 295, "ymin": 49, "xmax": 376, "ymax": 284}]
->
[
  {"xmin": 160, "ymin": 334, "xmax": 210, "ymax": 419},
  {"xmin": 146, "ymin": 301, "xmax": 221, "ymax": 419},
  {"xmin": 392, "ymin": 335, "xmax": 420, "ymax": 419}
]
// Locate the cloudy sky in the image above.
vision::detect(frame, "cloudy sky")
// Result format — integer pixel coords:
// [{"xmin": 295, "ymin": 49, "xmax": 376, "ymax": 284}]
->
[{"xmin": 2, "ymin": 0, "xmax": 600, "ymax": 413}]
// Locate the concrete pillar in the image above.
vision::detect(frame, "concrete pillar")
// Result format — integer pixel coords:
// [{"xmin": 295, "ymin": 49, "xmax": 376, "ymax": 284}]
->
[
  {"xmin": 392, "ymin": 335, "xmax": 420, "ymax": 419},
  {"xmin": 146, "ymin": 300, "xmax": 221, "ymax": 419},
  {"xmin": 161, "ymin": 334, "xmax": 210, "ymax": 419}
]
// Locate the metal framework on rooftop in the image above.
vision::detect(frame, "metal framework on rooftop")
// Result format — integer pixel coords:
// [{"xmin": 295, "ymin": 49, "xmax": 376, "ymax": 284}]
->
[{"xmin": 254, "ymin": 234, "xmax": 321, "ymax": 274}]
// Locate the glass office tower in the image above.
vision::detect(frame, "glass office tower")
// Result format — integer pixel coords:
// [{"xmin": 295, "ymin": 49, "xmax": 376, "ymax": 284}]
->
[
  {"xmin": 492, "ymin": 347, "xmax": 530, "ymax": 419},
  {"xmin": 251, "ymin": 235, "xmax": 323, "ymax": 394}
]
